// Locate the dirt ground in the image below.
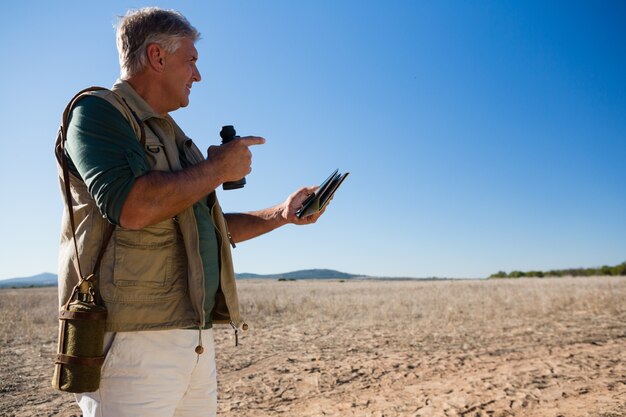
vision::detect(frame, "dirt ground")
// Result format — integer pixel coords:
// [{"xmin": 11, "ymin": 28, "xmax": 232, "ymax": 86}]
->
[{"xmin": 1, "ymin": 277, "xmax": 625, "ymax": 416}]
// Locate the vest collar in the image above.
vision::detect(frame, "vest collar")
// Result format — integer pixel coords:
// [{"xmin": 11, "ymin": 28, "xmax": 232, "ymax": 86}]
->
[{"xmin": 111, "ymin": 79, "xmax": 165, "ymax": 122}]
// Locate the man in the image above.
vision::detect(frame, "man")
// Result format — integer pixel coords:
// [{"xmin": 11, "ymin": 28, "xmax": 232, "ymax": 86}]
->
[{"xmin": 56, "ymin": 7, "xmax": 325, "ymax": 417}]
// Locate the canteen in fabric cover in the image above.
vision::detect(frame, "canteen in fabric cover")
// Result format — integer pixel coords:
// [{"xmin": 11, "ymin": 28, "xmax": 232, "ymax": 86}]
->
[{"xmin": 52, "ymin": 286, "xmax": 107, "ymax": 393}]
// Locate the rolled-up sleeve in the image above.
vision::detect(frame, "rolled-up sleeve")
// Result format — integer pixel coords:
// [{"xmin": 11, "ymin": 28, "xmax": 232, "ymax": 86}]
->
[{"xmin": 66, "ymin": 95, "xmax": 148, "ymax": 225}]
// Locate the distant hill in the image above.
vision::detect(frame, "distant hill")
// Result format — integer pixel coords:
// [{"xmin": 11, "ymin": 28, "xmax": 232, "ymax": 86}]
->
[
  {"xmin": 0, "ymin": 273, "xmax": 58, "ymax": 288},
  {"xmin": 0, "ymin": 269, "xmax": 365, "ymax": 288},
  {"xmin": 236, "ymin": 269, "xmax": 362, "ymax": 279}
]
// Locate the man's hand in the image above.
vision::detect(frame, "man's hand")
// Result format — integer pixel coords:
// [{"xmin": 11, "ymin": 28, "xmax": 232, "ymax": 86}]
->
[
  {"xmin": 207, "ymin": 136, "xmax": 265, "ymax": 184},
  {"xmin": 224, "ymin": 185, "xmax": 330, "ymax": 243},
  {"xmin": 281, "ymin": 186, "xmax": 328, "ymax": 225}
]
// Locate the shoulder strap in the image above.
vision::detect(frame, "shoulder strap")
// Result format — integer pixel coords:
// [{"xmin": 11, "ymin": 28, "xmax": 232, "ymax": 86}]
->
[
  {"xmin": 59, "ymin": 87, "xmax": 110, "ymax": 281},
  {"xmin": 58, "ymin": 86, "xmax": 146, "ymax": 287}
]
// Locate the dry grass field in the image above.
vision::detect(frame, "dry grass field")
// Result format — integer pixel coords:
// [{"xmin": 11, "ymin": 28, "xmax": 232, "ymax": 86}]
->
[{"xmin": 1, "ymin": 277, "xmax": 625, "ymax": 417}]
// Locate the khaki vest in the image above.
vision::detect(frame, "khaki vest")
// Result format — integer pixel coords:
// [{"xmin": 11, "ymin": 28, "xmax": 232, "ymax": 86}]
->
[{"xmin": 56, "ymin": 81, "xmax": 244, "ymax": 332}]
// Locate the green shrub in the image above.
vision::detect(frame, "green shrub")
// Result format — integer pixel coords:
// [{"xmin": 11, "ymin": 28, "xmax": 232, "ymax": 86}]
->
[{"xmin": 489, "ymin": 261, "xmax": 626, "ymax": 279}]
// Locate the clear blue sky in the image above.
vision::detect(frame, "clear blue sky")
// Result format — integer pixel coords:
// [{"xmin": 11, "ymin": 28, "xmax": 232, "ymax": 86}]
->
[{"xmin": 1, "ymin": 1, "xmax": 625, "ymax": 279}]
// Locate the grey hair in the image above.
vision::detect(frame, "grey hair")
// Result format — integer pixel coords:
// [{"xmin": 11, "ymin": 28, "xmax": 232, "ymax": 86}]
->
[{"xmin": 115, "ymin": 7, "xmax": 200, "ymax": 79}]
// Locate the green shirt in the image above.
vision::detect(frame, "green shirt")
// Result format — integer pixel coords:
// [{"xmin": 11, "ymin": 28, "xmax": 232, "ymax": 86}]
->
[
  {"xmin": 66, "ymin": 95, "xmax": 220, "ymax": 327},
  {"xmin": 192, "ymin": 200, "xmax": 221, "ymax": 327},
  {"xmin": 66, "ymin": 96, "xmax": 148, "ymax": 224}
]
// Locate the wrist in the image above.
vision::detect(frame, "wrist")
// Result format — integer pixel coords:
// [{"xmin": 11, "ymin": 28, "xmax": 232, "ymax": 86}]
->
[
  {"xmin": 272, "ymin": 201, "xmax": 290, "ymax": 225},
  {"xmin": 200, "ymin": 159, "xmax": 227, "ymax": 188}
]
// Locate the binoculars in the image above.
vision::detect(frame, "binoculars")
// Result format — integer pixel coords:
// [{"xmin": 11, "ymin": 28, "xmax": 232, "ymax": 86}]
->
[{"xmin": 220, "ymin": 125, "xmax": 247, "ymax": 190}]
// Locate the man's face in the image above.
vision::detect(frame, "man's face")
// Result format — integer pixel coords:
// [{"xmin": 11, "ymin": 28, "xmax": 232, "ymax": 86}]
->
[{"xmin": 161, "ymin": 37, "xmax": 201, "ymax": 112}]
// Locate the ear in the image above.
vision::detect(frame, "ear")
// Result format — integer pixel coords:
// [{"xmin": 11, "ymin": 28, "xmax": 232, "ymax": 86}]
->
[{"xmin": 146, "ymin": 43, "xmax": 166, "ymax": 72}]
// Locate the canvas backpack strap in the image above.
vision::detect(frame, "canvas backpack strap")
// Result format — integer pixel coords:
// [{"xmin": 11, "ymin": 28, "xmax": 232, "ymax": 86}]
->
[
  {"xmin": 58, "ymin": 87, "xmax": 110, "ymax": 281},
  {"xmin": 57, "ymin": 87, "xmax": 145, "ymax": 290}
]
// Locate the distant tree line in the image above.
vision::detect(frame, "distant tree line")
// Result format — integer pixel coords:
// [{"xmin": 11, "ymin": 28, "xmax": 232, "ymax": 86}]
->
[{"xmin": 489, "ymin": 261, "xmax": 626, "ymax": 278}]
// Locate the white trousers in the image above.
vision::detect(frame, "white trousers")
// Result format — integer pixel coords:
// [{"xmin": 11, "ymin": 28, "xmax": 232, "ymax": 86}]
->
[{"xmin": 76, "ymin": 328, "xmax": 217, "ymax": 417}]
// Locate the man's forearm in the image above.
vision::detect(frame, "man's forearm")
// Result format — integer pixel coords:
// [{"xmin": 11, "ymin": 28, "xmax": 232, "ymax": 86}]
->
[
  {"xmin": 224, "ymin": 206, "xmax": 288, "ymax": 244},
  {"xmin": 119, "ymin": 136, "xmax": 263, "ymax": 230},
  {"xmin": 120, "ymin": 161, "xmax": 224, "ymax": 229},
  {"xmin": 224, "ymin": 186, "xmax": 325, "ymax": 243}
]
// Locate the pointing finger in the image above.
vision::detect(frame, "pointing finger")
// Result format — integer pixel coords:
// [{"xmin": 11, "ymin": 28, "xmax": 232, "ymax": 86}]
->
[{"xmin": 237, "ymin": 136, "xmax": 266, "ymax": 147}]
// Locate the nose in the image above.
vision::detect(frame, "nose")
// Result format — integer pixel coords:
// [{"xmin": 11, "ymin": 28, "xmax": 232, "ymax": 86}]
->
[{"xmin": 193, "ymin": 64, "xmax": 201, "ymax": 82}]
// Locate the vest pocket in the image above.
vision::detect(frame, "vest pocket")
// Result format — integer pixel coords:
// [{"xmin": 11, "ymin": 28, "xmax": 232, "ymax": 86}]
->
[
  {"xmin": 144, "ymin": 136, "xmax": 170, "ymax": 171},
  {"xmin": 103, "ymin": 220, "xmax": 188, "ymax": 303}
]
